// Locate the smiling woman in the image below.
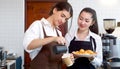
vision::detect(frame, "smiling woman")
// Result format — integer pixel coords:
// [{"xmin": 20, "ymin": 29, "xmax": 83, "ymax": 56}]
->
[{"xmin": 24, "ymin": 0, "xmax": 73, "ymax": 69}]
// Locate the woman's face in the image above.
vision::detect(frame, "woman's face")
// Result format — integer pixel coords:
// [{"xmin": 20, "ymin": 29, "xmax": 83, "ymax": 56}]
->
[
  {"xmin": 78, "ymin": 11, "xmax": 94, "ymax": 31},
  {"xmin": 52, "ymin": 8, "xmax": 71, "ymax": 26}
]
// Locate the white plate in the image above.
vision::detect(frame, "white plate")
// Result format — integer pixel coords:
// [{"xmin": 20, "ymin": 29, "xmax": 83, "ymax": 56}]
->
[
  {"xmin": 79, "ymin": 54, "xmax": 96, "ymax": 57},
  {"xmin": 73, "ymin": 53, "xmax": 96, "ymax": 58}
]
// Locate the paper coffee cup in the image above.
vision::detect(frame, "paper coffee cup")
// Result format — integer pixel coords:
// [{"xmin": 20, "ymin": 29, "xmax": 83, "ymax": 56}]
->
[{"xmin": 62, "ymin": 53, "xmax": 73, "ymax": 67}]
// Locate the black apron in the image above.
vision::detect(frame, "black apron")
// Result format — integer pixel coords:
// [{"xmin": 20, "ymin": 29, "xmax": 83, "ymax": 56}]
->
[{"xmin": 67, "ymin": 36, "xmax": 96, "ymax": 69}]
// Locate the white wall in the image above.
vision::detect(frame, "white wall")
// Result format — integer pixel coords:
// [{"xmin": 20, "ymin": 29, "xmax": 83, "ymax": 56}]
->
[
  {"xmin": 0, "ymin": 0, "xmax": 24, "ymax": 68},
  {"xmin": 68, "ymin": 0, "xmax": 120, "ymax": 34}
]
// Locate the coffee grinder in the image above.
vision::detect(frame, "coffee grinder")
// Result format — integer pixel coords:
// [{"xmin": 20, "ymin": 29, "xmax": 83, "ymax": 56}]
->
[
  {"xmin": 102, "ymin": 19, "xmax": 116, "ymax": 59},
  {"xmin": 102, "ymin": 19, "xmax": 117, "ymax": 69}
]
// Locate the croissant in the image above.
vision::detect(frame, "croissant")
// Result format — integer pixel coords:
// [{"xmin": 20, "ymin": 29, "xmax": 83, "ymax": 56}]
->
[{"xmin": 73, "ymin": 49, "xmax": 96, "ymax": 55}]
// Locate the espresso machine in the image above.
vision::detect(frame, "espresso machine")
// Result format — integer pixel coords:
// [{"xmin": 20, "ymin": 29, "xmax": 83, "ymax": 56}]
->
[
  {"xmin": 103, "ymin": 19, "xmax": 120, "ymax": 59},
  {"xmin": 102, "ymin": 19, "xmax": 120, "ymax": 69},
  {"xmin": 102, "ymin": 34, "xmax": 117, "ymax": 60}
]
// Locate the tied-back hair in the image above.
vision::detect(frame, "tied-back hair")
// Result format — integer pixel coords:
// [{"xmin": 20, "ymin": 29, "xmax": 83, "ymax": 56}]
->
[
  {"xmin": 49, "ymin": 2, "xmax": 73, "ymax": 17},
  {"xmin": 80, "ymin": 7, "xmax": 99, "ymax": 34}
]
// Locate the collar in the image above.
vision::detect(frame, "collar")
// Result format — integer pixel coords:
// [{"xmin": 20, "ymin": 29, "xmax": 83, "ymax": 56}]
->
[
  {"xmin": 41, "ymin": 18, "xmax": 59, "ymax": 29},
  {"xmin": 41, "ymin": 18, "xmax": 51, "ymax": 26},
  {"xmin": 86, "ymin": 30, "xmax": 91, "ymax": 39},
  {"xmin": 75, "ymin": 30, "xmax": 94, "ymax": 40},
  {"xmin": 86, "ymin": 30, "xmax": 96, "ymax": 40}
]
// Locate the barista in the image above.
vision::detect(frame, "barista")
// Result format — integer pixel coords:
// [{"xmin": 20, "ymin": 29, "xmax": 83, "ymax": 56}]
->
[
  {"xmin": 23, "ymin": 2, "xmax": 73, "ymax": 69},
  {"xmin": 65, "ymin": 7, "xmax": 103, "ymax": 69}
]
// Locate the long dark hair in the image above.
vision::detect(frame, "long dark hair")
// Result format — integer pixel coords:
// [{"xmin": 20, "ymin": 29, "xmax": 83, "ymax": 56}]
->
[
  {"xmin": 49, "ymin": 2, "xmax": 73, "ymax": 17},
  {"xmin": 80, "ymin": 7, "xmax": 99, "ymax": 34}
]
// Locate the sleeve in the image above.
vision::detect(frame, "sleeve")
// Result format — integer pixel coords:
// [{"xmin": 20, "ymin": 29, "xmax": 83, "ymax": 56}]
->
[
  {"xmin": 23, "ymin": 20, "xmax": 42, "ymax": 53},
  {"xmin": 91, "ymin": 35, "xmax": 103, "ymax": 67},
  {"xmin": 65, "ymin": 32, "xmax": 74, "ymax": 52},
  {"xmin": 65, "ymin": 33, "xmax": 71, "ymax": 47}
]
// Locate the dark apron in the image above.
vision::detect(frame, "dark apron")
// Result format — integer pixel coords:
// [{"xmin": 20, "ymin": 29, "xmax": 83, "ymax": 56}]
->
[
  {"xmin": 67, "ymin": 36, "xmax": 96, "ymax": 69},
  {"xmin": 30, "ymin": 24, "xmax": 63, "ymax": 69}
]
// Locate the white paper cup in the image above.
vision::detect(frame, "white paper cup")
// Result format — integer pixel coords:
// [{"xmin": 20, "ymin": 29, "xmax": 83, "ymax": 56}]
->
[{"xmin": 62, "ymin": 53, "xmax": 73, "ymax": 67}]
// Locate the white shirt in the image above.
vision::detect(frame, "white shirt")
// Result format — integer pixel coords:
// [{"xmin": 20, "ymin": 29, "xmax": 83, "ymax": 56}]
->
[
  {"xmin": 65, "ymin": 29, "xmax": 103, "ymax": 67},
  {"xmin": 23, "ymin": 18, "xmax": 62, "ymax": 60}
]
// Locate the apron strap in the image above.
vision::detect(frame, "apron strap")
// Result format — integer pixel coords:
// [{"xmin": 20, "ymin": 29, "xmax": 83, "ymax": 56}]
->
[
  {"xmin": 41, "ymin": 22, "xmax": 60, "ymax": 37},
  {"xmin": 55, "ymin": 28, "xmax": 60, "ymax": 37},
  {"xmin": 90, "ymin": 36, "xmax": 96, "ymax": 51},
  {"xmin": 42, "ymin": 24, "xmax": 47, "ymax": 37}
]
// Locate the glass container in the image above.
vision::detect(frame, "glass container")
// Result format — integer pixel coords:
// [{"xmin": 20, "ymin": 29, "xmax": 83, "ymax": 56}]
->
[{"xmin": 104, "ymin": 19, "xmax": 116, "ymax": 34}]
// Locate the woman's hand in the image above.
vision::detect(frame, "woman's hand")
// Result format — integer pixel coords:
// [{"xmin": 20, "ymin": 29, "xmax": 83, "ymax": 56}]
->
[
  {"xmin": 70, "ymin": 53, "xmax": 75, "ymax": 63},
  {"xmin": 88, "ymin": 56, "xmax": 94, "ymax": 61},
  {"xmin": 54, "ymin": 36, "xmax": 66, "ymax": 45}
]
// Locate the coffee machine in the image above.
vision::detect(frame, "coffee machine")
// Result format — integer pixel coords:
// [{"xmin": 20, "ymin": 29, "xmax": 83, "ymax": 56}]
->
[
  {"xmin": 102, "ymin": 19, "xmax": 120, "ymax": 69},
  {"xmin": 102, "ymin": 19, "xmax": 120, "ymax": 59},
  {"xmin": 102, "ymin": 34, "xmax": 117, "ymax": 60}
]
